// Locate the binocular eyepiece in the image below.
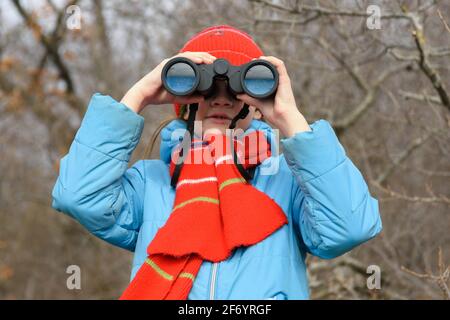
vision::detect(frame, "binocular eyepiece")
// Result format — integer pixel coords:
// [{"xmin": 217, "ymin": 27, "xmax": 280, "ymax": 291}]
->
[{"xmin": 161, "ymin": 57, "xmax": 279, "ymax": 99}]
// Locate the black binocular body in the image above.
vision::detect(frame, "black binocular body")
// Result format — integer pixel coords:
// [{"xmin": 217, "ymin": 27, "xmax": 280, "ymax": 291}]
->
[{"xmin": 162, "ymin": 57, "xmax": 279, "ymax": 99}]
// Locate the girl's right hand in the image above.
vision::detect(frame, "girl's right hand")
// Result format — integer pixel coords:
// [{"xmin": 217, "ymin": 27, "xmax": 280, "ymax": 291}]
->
[{"xmin": 120, "ymin": 52, "xmax": 217, "ymax": 114}]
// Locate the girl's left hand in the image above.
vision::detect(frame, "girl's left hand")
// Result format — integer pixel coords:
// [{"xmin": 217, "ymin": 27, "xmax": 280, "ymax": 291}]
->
[{"xmin": 236, "ymin": 56, "xmax": 311, "ymax": 137}]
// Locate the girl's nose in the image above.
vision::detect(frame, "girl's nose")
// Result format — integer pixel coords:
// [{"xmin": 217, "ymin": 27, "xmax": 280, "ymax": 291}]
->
[{"xmin": 210, "ymin": 80, "xmax": 233, "ymax": 108}]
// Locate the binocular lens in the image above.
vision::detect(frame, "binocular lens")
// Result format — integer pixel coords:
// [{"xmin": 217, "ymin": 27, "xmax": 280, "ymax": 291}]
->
[
  {"xmin": 243, "ymin": 64, "xmax": 275, "ymax": 96},
  {"xmin": 165, "ymin": 62, "xmax": 196, "ymax": 94}
]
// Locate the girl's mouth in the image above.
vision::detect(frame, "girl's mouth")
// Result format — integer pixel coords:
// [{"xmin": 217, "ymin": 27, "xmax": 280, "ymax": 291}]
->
[{"xmin": 206, "ymin": 114, "xmax": 232, "ymax": 124}]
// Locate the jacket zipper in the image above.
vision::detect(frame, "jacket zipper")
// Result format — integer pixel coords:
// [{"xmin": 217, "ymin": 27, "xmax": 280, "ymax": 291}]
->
[{"xmin": 209, "ymin": 262, "xmax": 218, "ymax": 300}]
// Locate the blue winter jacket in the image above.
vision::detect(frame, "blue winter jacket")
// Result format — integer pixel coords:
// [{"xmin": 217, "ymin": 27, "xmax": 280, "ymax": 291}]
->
[{"xmin": 51, "ymin": 93, "xmax": 382, "ymax": 300}]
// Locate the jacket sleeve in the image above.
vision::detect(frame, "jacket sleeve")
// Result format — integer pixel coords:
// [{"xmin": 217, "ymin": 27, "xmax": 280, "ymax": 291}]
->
[
  {"xmin": 281, "ymin": 119, "xmax": 382, "ymax": 259},
  {"xmin": 51, "ymin": 93, "xmax": 146, "ymax": 251}
]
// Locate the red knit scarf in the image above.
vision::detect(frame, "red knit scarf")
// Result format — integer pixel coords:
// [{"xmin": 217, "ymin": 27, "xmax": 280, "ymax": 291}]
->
[{"xmin": 120, "ymin": 131, "xmax": 287, "ymax": 300}]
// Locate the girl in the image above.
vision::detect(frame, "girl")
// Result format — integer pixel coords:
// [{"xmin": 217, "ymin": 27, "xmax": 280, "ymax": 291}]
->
[{"xmin": 51, "ymin": 25, "xmax": 382, "ymax": 300}]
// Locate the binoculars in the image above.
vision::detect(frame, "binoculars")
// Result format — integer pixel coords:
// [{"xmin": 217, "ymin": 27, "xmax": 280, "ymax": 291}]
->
[
  {"xmin": 161, "ymin": 57, "xmax": 279, "ymax": 99},
  {"xmin": 162, "ymin": 57, "xmax": 278, "ymax": 188}
]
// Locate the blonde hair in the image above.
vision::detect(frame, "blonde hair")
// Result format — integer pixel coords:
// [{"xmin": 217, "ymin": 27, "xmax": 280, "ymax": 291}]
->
[{"xmin": 142, "ymin": 104, "xmax": 187, "ymax": 159}]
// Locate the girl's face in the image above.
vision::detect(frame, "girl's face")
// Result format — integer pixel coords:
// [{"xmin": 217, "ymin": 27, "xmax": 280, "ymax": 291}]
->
[{"xmin": 187, "ymin": 79, "xmax": 260, "ymax": 136}]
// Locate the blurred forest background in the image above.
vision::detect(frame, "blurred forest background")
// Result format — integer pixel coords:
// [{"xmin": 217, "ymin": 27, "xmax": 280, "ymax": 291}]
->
[{"xmin": 0, "ymin": 0, "xmax": 449, "ymax": 299}]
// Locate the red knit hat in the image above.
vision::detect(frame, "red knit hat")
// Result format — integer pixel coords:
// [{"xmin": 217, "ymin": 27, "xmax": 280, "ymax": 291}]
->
[{"xmin": 173, "ymin": 25, "xmax": 264, "ymax": 116}]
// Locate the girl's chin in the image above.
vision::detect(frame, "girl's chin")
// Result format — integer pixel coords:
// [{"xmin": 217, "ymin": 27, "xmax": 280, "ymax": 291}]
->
[{"xmin": 203, "ymin": 127, "xmax": 226, "ymax": 136}]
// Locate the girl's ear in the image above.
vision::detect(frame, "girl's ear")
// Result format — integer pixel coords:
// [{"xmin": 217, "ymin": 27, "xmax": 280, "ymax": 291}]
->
[{"xmin": 253, "ymin": 108, "xmax": 263, "ymax": 120}]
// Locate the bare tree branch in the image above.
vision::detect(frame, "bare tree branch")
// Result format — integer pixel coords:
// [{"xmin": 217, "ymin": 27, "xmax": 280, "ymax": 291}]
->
[
  {"xmin": 437, "ymin": 8, "xmax": 450, "ymax": 34},
  {"xmin": 334, "ymin": 62, "xmax": 411, "ymax": 133},
  {"xmin": 371, "ymin": 181, "xmax": 450, "ymax": 205},
  {"xmin": 399, "ymin": 90, "xmax": 444, "ymax": 105},
  {"xmin": 374, "ymin": 129, "xmax": 435, "ymax": 184},
  {"xmin": 10, "ymin": 0, "xmax": 83, "ymax": 115},
  {"xmin": 406, "ymin": 10, "xmax": 450, "ymax": 110},
  {"xmin": 249, "ymin": 0, "xmax": 411, "ymax": 20},
  {"xmin": 401, "ymin": 247, "xmax": 450, "ymax": 299}
]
